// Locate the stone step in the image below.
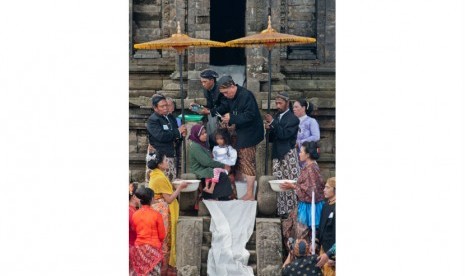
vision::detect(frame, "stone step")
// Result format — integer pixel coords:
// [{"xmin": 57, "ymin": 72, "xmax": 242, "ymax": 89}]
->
[
  {"xmin": 202, "ymin": 231, "xmax": 256, "ymax": 249},
  {"xmin": 287, "ymin": 79, "xmax": 335, "ymax": 91},
  {"xmin": 200, "ymin": 262, "xmax": 257, "ymax": 276},
  {"xmin": 200, "ymin": 245, "xmax": 257, "ymax": 264}
]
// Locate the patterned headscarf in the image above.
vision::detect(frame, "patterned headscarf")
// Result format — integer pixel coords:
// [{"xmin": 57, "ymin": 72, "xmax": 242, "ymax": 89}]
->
[{"xmin": 188, "ymin": 124, "xmax": 209, "ymax": 150}]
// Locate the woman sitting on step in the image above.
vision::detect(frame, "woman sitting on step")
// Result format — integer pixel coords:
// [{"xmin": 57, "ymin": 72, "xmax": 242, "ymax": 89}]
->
[
  {"xmin": 147, "ymin": 150, "xmax": 188, "ymax": 275},
  {"xmin": 188, "ymin": 124, "xmax": 233, "ymax": 202}
]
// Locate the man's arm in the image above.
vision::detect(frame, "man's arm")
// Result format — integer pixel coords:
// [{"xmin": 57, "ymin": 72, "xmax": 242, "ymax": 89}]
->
[
  {"xmin": 269, "ymin": 115, "xmax": 299, "ymax": 140},
  {"xmin": 229, "ymin": 93, "xmax": 259, "ymax": 126}
]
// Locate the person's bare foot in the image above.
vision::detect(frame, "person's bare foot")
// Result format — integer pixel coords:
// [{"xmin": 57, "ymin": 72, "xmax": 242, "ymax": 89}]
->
[
  {"xmin": 240, "ymin": 193, "xmax": 255, "ymax": 201},
  {"xmin": 203, "ymin": 186, "xmax": 214, "ymax": 193}
]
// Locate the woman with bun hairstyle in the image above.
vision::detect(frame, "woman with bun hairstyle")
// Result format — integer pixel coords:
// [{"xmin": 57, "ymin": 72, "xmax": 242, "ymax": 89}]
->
[
  {"xmin": 293, "ymin": 100, "xmax": 320, "ymax": 167},
  {"xmin": 147, "ymin": 150, "xmax": 188, "ymax": 275},
  {"xmin": 280, "ymin": 141, "xmax": 326, "ymax": 246},
  {"xmin": 129, "ymin": 186, "xmax": 165, "ymax": 276}
]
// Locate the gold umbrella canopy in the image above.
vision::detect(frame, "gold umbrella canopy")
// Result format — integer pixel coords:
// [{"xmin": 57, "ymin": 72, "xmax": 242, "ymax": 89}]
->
[
  {"xmin": 133, "ymin": 22, "xmax": 225, "ymax": 174},
  {"xmin": 226, "ymin": 16, "xmax": 316, "ymax": 175},
  {"xmin": 134, "ymin": 22, "xmax": 226, "ymax": 53},
  {"xmin": 226, "ymin": 16, "xmax": 316, "ymax": 49}
]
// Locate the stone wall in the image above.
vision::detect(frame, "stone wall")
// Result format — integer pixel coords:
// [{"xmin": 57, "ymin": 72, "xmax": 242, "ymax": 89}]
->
[{"xmin": 129, "ymin": 0, "xmax": 336, "ymax": 184}]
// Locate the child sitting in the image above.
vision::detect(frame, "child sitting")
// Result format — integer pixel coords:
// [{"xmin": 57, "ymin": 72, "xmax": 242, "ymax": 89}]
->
[{"xmin": 203, "ymin": 129, "xmax": 237, "ymax": 194}]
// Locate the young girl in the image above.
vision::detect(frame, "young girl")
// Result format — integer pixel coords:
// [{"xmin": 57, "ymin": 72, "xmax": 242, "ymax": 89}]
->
[
  {"xmin": 129, "ymin": 186, "xmax": 165, "ymax": 276},
  {"xmin": 204, "ymin": 129, "xmax": 237, "ymax": 193}
]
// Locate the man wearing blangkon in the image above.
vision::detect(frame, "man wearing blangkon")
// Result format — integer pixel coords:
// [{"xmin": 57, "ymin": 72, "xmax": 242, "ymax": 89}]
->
[
  {"xmin": 216, "ymin": 76, "xmax": 264, "ymax": 201},
  {"xmin": 189, "ymin": 69, "xmax": 226, "ymax": 148}
]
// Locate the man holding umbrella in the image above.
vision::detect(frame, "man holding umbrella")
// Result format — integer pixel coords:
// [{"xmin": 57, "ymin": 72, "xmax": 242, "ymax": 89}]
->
[
  {"xmin": 189, "ymin": 69, "xmax": 226, "ymax": 148},
  {"xmin": 216, "ymin": 75, "xmax": 264, "ymax": 201}
]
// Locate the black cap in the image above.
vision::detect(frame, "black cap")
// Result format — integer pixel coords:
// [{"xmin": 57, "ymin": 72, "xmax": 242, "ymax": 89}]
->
[
  {"xmin": 217, "ymin": 75, "xmax": 235, "ymax": 88},
  {"xmin": 200, "ymin": 69, "xmax": 219, "ymax": 80},
  {"xmin": 276, "ymin": 92, "xmax": 290, "ymax": 101}
]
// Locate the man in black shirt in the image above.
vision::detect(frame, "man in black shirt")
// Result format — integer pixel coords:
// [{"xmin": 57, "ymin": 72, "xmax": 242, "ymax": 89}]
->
[{"xmin": 217, "ymin": 75, "xmax": 264, "ymax": 200}]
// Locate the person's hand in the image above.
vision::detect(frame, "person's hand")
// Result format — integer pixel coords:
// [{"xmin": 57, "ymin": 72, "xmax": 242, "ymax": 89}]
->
[
  {"xmin": 327, "ymin": 260, "xmax": 335, "ymax": 267},
  {"xmin": 264, "ymin": 113, "xmax": 273, "ymax": 123},
  {"xmin": 280, "ymin": 181, "xmax": 296, "ymax": 190},
  {"xmin": 147, "ymin": 144, "xmax": 155, "ymax": 153},
  {"xmin": 200, "ymin": 107, "xmax": 210, "ymax": 115},
  {"xmin": 224, "ymin": 165, "xmax": 231, "ymax": 173},
  {"xmin": 264, "ymin": 122, "xmax": 271, "ymax": 130},
  {"xmin": 189, "ymin": 102, "xmax": 197, "ymax": 109},
  {"xmin": 178, "ymin": 125, "xmax": 187, "ymax": 136},
  {"xmin": 222, "ymin": 113, "xmax": 230, "ymax": 124},
  {"xmin": 316, "ymin": 253, "xmax": 329, "ymax": 267},
  {"xmin": 177, "ymin": 181, "xmax": 189, "ymax": 190},
  {"xmin": 282, "ymin": 253, "xmax": 292, "ymax": 268}
]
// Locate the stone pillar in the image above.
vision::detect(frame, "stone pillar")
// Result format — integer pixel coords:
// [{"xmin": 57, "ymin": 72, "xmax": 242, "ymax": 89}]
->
[
  {"xmin": 176, "ymin": 216, "xmax": 203, "ymax": 273},
  {"xmin": 257, "ymin": 175, "xmax": 277, "ymax": 216},
  {"xmin": 256, "ymin": 218, "xmax": 283, "ymax": 276}
]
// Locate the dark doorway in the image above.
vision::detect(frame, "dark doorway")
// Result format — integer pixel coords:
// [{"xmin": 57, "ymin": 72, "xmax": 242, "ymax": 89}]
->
[{"xmin": 210, "ymin": 0, "xmax": 246, "ymax": 66}]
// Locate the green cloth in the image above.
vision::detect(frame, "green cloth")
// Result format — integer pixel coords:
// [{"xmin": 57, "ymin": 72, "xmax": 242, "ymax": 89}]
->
[{"xmin": 188, "ymin": 141, "xmax": 225, "ymax": 178}]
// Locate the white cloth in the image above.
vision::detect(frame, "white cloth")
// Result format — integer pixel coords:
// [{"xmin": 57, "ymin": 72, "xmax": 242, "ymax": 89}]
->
[
  {"xmin": 203, "ymin": 200, "xmax": 256, "ymax": 276},
  {"xmin": 212, "ymin": 145, "xmax": 237, "ymax": 166}
]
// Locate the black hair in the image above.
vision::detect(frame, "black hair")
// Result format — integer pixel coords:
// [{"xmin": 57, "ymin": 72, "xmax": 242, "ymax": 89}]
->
[
  {"xmin": 152, "ymin": 94, "xmax": 166, "ymax": 107},
  {"xmin": 293, "ymin": 99, "xmax": 314, "ymax": 117},
  {"xmin": 302, "ymin": 141, "xmax": 320, "ymax": 160},
  {"xmin": 129, "ymin": 182, "xmax": 139, "ymax": 201},
  {"xmin": 135, "ymin": 186, "xmax": 154, "ymax": 205},
  {"xmin": 214, "ymin": 128, "xmax": 231, "ymax": 146},
  {"xmin": 147, "ymin": 150, "xmax": 166, "ymax": 170}
]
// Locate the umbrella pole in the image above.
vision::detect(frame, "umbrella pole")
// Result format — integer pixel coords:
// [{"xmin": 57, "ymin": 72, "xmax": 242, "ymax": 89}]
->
[
  {"xmin": 179, "ymin": 53, "xmax": 187, "ymax": 174},
  {"xmin": 265, "ymin": 49, "xmax": 272, "ymax": 175}
]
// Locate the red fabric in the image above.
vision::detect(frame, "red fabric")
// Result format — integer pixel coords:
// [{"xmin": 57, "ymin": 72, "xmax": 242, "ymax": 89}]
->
[
  {"xmin": 129, "ymin": 205, "xmax": 137, "ymax": 246},
  {"xmin": 131, "ymin": 205, "xmax": 166, "ymax": 249},
  {"xmin": 130, "ymin": 243, "xmax": 163, "ymax": 276}
]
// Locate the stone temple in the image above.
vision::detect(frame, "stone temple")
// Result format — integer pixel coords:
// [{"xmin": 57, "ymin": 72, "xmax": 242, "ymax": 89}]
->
[{"xmin": 129, "ymin": 0, "xmax": 335, "ymax": 275}]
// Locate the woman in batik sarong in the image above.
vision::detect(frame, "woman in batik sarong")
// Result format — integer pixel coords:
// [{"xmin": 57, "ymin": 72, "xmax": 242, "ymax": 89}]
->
[
  {"xmin": 130, "ymin": 186, "xmax": 165, "ymax": 276},
  {"xmin": 147, "ymin": 150, "xmax": 188, "ymax": 275},
  {"xmin": 281, "ymin": 141, "xmax": 325, "ymax": 245}
]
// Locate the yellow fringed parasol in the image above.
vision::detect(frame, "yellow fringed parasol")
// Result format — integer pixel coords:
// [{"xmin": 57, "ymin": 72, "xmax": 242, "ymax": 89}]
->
[
  {"xmin": 226, "ymin": 16, "xmax": 316, "ymax": 174},
  {"xmin": 134, "ymin": 22, "xmax": 226, "ymax": 173}
]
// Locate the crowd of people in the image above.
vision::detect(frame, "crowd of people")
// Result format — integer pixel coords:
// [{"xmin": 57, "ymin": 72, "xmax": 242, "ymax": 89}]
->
[{"xmin": 129, "ymin": 68, "xmax": 335, "ymax": 275}]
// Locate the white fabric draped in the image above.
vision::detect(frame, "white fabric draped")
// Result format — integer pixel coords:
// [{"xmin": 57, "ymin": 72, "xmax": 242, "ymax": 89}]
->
[{"xmin": 203, "ymin": 200, "xmax": 256, "ymax": 276}]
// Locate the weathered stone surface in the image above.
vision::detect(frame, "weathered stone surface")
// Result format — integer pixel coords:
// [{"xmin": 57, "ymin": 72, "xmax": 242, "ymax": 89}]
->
[
  {"xmin": 130, "ymin": 0, "xmax": 336, "ymax": 193},
  {"xmin": 176, "ymin": 217, "xmax": 203, "ymax": 273},
  {"xmin": 260, "ymin": 265, "xmax": 282, "ymax": 276},
  {"xmin": 129, "ymin": 96, "xmax": 152, "ymax": 107},
  {"xmin": 178, "ymin": 173, "xmax": 198, "ymax": 211},
  {"xmin": 177, "ymin": 265, "xmax": 199, "ymax": 276},
  {"xmin": 197, "ymin": 200, "xmax": 210, "ymax": 217},
  {"xmin": 257, "ymin": 175, "xmax": 277, "ymax": 216},
  {"xmin": 256, "ymin": 218, "xmax": 283, "ymax": 275},
  {"xmin": 309, "ymin": 97, "xmax": 336, "ymax": 108},
  {"xmin": 287, "ymin": 79, "xmax": 335, "ymax": 90},
  {"xmin": 129, "ymin": 79, "xmax": 163, "ymax": 90}
]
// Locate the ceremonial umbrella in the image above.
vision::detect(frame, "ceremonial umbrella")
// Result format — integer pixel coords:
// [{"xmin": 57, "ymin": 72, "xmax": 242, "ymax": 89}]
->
[
  {"xmin": 134, "ymin": 22, "xmax": 226, "ymax": 173},
  {"xmin": 226, "ymin": 16, "xmax": 316, "ymax": 174}
]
